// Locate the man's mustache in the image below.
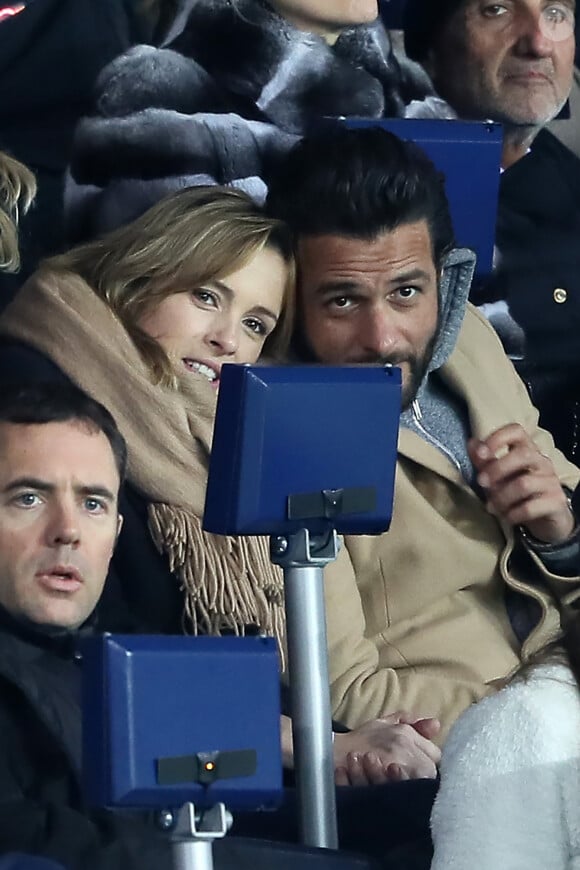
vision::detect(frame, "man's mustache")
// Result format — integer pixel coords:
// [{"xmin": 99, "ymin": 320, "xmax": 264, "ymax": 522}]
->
[{"xmin": 503, "ymin": 62, "xmax": 554, "ymax": 79}]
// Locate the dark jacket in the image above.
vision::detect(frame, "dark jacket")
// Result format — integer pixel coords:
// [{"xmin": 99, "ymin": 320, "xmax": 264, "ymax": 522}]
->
[
  {"xmin": 0, "ymin": 607, "xmax": 398, "ymax": 870},
  {"xmin": 66, "ymin": 0, "xmax": 433, "ymax": 239},
  {"xmin": 0, "ymin": 607, "xmax": 177, "ymax": 870},
  {"xmin": 471, "ymin": 129, "xmax": 580, "ymax": 463},
  {"xmin": 0, "ymin": 607, "xmax": 433, "ymax": 869}
]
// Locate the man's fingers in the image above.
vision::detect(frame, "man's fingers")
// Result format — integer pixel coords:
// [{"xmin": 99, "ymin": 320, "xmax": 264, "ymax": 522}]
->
[
  {"xmin": 469, "ymin": 424, "xmax": 528, "ymax": 463},
  {"xmin": 419, "ymin": 737, "xmax": 441, "ymax": 764},
  {"xmin": 344, "ymin": 717, "xmax": 443, "ymax": 778},
  {"xmin": 477, "ymin": 447, "xmax": 550, "ymax": 490},
  {"xmin": 380, "ymin": 712, "xmax": 442, "ymax": 743},
  {"xmin": 377, "ymin": 711, "xmax": 408, "ymax": 725},
  {"xmin": 411, "ymin": 717, "xmax": 441, "ymax": 742},
  {"xmin": 484, "ymin": 472, "xmax": 557, "ymax": 508},
  {"xmin": 385, "ymin": 762, "xmax": 411, "ymax": 782},
  {"xmin": 386, "ymin": 756, "xmax": 437, "ymax": 780},
  {"xmin": 376, "ymin": 720, "xmax": 442, "ymax": 765},
  {"xmin": 486, "ymin": 479, "xmax": 568, "ymax": 525},
  {"xmin": 385, "ymin": 762, "xmax": 403, "ymax": 782},
  {"xmin": 345, "ymin": 753, "xmax": 374, "ymax": 788},
  {"xmin": 334, "ymin": 766, "xmax": 350, "ymax": 787},
  {"xmin": 402, "ymin": 726, "xmax": 442, "ymax": 765},
  {"xmin": 359, "ymin": 752, "xmax": 391, "ymax": 786}
]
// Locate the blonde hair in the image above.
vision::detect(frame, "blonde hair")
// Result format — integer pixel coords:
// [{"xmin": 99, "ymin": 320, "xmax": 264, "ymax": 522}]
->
[
  {"xmin": 46, "ymin": 186, "xmax": 295, "ymax": 385},
  {"xmin": 0, "ymin": 152, "xmax": 36, "ymax": 273}
]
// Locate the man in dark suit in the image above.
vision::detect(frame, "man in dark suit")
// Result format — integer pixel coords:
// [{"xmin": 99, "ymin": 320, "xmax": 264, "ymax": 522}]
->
[
  {"xmin": 403, "ymin": 0, "xmax": 580, "ymax": 463},
  {"xmin": 0, "ymin": 382, "xmax": 439, "ymax": 868}
]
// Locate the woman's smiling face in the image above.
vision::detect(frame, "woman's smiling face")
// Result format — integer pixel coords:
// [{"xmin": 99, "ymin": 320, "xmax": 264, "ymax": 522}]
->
[{"xmin": 138, "ymin": 245, "xmax": 288, "ymax": 388}]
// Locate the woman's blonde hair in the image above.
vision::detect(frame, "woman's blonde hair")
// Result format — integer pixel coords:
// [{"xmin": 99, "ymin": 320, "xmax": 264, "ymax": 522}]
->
[
  {"xmin": 0, "ymin": 152, "xmax": 36, "ymax": 273},
  {"xmin": 46, "ymin": 186, "xmax": 295, "ymax": 385}
]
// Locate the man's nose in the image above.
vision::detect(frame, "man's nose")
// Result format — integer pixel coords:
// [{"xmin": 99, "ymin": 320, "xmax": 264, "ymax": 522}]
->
[
  {"xmin": 46, "ymin": 502, "xmax": 80, "ymax": 548},
  {"xmin": 514, "ymin": 9, "xmax": 560, "ymax": 57},
  {"xmin": 361, "ymin": 306, "xmax": 397, "ymax": 357},
  {"xmin": 205, "ymin": 316, "xmax": 239, "ymax": 356}
]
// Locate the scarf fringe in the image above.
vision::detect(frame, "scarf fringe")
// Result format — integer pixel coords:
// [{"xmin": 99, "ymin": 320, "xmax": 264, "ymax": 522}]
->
[
  {"xmin": 148, "ymin": 502, "xmax": 286, "ymax": 667},
  {"xmin": 0, "ymin": 269, "xmax": 288, "ymax": 669}
]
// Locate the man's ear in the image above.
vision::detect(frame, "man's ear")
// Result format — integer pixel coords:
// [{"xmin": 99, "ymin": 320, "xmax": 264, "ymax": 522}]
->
[{"xmin": 116, "ymin": 513, "xmax": 124, "ymax": 540}]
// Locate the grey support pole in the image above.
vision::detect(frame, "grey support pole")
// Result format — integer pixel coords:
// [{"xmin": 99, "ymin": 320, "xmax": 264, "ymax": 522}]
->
[
  {"xmin": 170, "ymin": 803, "xmax": 232, "ymax": 870},
  {"xmin": 271, "ymin": 528, "xmax": 340, "ymax": 850}
]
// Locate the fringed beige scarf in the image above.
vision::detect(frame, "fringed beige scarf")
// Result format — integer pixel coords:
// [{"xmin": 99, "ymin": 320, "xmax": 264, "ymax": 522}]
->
[{"xmin": 0, "ymin": 269, "xmax": 286, "ymax": 659}]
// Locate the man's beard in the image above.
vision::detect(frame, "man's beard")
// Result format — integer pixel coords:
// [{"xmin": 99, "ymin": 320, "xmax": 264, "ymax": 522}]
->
[{"xmin": 381, "ymin": 339, "xmax": 434, "ymax": 411}]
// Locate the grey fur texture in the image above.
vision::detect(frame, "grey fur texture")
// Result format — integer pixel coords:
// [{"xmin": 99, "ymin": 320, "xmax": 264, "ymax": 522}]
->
[{"xmin": 67, "ymin": 0, "xmax": 433, "ymax": 239}]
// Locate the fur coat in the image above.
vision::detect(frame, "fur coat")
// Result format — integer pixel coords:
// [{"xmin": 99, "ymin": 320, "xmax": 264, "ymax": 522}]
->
[
  {"xmin": 67, "ymin": 0, "xmax": 433, "ymax": 239},
  {"xmin": 431, "ymin": 664, "xmax": 580, "ymax": 869}
]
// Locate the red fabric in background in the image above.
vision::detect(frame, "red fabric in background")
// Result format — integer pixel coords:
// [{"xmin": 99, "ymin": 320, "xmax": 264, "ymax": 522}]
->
[{"xmin": 0, "ymin": 5, "xmax": 26, "ymax": 23}]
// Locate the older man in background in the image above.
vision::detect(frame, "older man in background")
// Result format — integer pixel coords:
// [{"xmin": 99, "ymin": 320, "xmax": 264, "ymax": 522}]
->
[{"xmin": 403, "ymin": 0, "xmax": 580, "ymax": 464}]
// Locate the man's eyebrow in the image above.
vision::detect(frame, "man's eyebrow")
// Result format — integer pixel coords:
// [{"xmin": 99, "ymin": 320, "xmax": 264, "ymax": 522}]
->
[
  {"xmin": 3, "ymin": 477, "xmax": 54, "ymax": 494},
  {"xmin": 76, "ymin": 485, "xmax": 117, "ymax": 503},
  {"xmin": 388, "ymin": 268, "xmax": 433, "ymax": 286},
  {"xmin": 2, "ymin": 478, "xmax": 116, "ymax": 502},
  {"xmin": 313, "ymin": 270, "xmax": 433, "ymax": 296},
  {"xmin": 314, "ymin": 281, "xmax": 361, "ymax": 297}
]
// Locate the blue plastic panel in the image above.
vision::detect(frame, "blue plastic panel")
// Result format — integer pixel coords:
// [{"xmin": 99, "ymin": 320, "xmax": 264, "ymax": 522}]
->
[
  {"xmin": 338, "ymin": 117, "xmax": 502, "ymax": 278},
  {"xmin": 203, "ymin": 364, "xmax": 401, "ymax": 537},
  {"xmin": 82, "ymin": 635, "xmax": 283, "ymax": 811}
]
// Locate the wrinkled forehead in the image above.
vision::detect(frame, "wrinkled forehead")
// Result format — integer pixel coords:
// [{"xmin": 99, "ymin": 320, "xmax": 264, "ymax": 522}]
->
[
  {"xmin": 0, "ymin": 421, "xmax": 120, "ymax": 492},
  {"xmin": 296, "ymin": 223, "xmax": 439, "ymax": 290}
]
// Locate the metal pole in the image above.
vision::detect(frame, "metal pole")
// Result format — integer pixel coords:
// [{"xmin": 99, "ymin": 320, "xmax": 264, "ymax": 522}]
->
[
  {"xmin": 170, "ymin": 803, "xmax": 231, "ymax": 870},
  {"xmin": 272, "ymin": 529, "xmax": 339, "ymax": 849},
  {"xmin": 173, "ymin": 839, "xmax": 215, "ymax": 870}
]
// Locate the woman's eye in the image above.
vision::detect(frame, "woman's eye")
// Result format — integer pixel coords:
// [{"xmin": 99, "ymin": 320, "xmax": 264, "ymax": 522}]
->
[
  {"xmin": 244, "ymin": 317, "xmax": 267, "ymax": 336},
  {"xmin": 193, "ymin": 289, "xmax": 218, "ymax": 307}
]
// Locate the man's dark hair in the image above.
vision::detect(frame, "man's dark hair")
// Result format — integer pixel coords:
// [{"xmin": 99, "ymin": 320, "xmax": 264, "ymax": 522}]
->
[
  {"xmin": 0, "ymin": 383, "xmax": 127, "ymax": 484},
  {"xmin": 266, "ymin": 126, "xmax": 456, "ymax": 267}
]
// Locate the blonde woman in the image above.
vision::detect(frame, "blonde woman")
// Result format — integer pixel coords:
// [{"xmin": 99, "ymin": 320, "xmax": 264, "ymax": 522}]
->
[
  {"xmin": 0, "ymin": 181, "xmax": 443, "ymax": 812},
  {"xmin": 0, "ymin": 151, "xmax": 36, "ymax": 274},
  {"xmin": 0, "ymin": 184, "xmax": 294, "ymax": 640}
]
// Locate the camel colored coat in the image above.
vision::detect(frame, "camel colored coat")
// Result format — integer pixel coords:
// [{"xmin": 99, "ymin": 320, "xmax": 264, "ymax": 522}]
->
[{"xmin": 323, "ymin": 306, "xmax": 580, "ymax": 742}]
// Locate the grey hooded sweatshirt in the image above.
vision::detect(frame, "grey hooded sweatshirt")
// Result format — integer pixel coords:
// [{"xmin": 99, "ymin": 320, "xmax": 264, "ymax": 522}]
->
[{"xmin": 400, "ymin": 247, "xmax": 478, "ymax": 486}]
